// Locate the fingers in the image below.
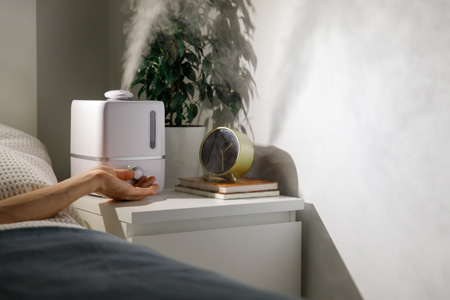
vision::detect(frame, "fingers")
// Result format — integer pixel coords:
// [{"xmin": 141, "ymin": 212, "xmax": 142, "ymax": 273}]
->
[
  {"xmin": 150, "ymin": 184, "xmax": 160, "ymax": 191},
  {"xmin": 113, "ymin": 170, "xmax": 156, "ymax": 189},
  {"xmin": 121, "ymin": 184, "xmax": 160, "ymax": 201},
  {"xmin": 114, "ymin": 169, "xmax": 135, "ymax": 181},
  {"xmin": 134, "ymin": 176, "xmax": 156, "ymax": 188},
  {"xmin": 126, "ymin": 176, "xmax": 158, "ymax": 200},
  {"xmin": 92, "ymin": 167, "xmax": 160, "ymax": 201}
]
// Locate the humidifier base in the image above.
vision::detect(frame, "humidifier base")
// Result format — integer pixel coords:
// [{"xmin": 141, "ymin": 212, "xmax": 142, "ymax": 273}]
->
[{"xmin": 70, "ymin": 156, "xmax": 165, "ymax": 192}]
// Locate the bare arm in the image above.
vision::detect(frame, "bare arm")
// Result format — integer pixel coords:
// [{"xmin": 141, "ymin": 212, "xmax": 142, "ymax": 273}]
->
[{"xmin": 0, "ymin": 166, "xmax": 159, "ymax": 224}]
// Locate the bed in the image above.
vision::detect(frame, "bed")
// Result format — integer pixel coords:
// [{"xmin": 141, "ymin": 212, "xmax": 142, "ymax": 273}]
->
[{"xmin": 0, "ymin": 123, "xmax": 299, "ymax": 299}]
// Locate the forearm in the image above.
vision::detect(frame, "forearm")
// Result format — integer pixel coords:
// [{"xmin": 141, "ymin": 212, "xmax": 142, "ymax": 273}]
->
[
  {"xmin": 0, "ymin": 171, "xmax": 98, "ymax": 224},
  {"xmin": 0, "ymin": 166, "xmax": 159, "ymax": 224}
]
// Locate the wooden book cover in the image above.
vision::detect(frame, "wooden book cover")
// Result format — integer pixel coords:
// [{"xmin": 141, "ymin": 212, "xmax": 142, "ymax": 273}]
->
[
  {"xmin": 177, "ymin": 177, "xmax": 279, "ymax": 194},
  {"xmin": 175, "ymin": 185, "xmax": 280, "ymax": 200}
]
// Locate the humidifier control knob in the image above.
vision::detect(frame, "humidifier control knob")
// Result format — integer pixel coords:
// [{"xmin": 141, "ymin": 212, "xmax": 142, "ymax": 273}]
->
[{"xmin": 132, "ymin": 166, "xmax": 145, "ymax": 180}]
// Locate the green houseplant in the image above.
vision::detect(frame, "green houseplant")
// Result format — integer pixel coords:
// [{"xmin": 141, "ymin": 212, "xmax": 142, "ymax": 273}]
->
[{"xmin": 131, "ymin": 0, "xmax": 257, "ymax": 128}]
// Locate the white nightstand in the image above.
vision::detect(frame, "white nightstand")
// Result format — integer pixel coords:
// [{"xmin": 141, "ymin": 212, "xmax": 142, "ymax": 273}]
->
[{"xmin": 74, "ymin": 189, "xmax": 304, "ymax": 297}]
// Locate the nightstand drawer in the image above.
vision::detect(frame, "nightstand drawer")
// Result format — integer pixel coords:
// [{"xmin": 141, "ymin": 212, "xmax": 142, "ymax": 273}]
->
[{"xmin": 133, "ymin": 222, "xmax": 302, "ymax": 298}]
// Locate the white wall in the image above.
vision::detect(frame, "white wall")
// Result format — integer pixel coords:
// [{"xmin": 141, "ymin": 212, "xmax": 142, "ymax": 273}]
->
[
  {"xmin": 37, "ymin": 0, "xmax": 110, "ymax": 180},
  {"xmin": 0, "ymin": 0, "xmax": 37, "ymax": 136},
  {"xmin": 251, "ymin": 0, "xmax": 450, "ymax": 299}
]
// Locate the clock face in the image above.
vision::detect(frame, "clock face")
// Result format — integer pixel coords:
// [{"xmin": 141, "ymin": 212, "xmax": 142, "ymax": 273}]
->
[{"xmin": 201, "ymin": 128, "xmax": 239, "ymax": 175}]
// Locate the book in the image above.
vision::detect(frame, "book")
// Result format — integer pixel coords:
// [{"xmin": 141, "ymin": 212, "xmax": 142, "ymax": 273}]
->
[
  {"xmin": 177, "ymin": 177, "xmax": 279, "ymax": 194},
  {"xmin": 175, "ymin": 185, "xmax": 280, "ymax": 200}
]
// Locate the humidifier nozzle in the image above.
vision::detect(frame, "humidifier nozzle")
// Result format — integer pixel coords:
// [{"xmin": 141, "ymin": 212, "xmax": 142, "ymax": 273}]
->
[{"xmin": 105, "ymin": 90, "xmax": 133, "ymax": 100}]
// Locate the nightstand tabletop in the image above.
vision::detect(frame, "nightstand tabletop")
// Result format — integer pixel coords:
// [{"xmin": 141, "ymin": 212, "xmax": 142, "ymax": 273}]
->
[{"xmin": 74, "ymin": 189, "xmax": 304, "ymax": 224}]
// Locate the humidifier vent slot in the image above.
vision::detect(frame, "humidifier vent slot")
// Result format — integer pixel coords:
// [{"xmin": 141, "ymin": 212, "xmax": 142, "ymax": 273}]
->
[{"xmin": 150, "ymin": 110, "xmax": 156, "ymax": 149}]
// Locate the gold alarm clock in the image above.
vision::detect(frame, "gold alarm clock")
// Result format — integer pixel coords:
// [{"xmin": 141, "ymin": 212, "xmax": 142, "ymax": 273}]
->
[{"xmin": 199, "ymin": 127, "xmax": 254, "ymax": 182}]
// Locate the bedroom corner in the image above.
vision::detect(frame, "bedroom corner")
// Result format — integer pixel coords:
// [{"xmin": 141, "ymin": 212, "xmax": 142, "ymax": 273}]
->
[{"xmin": 2, "ymin": 0, "xmax": 450, "ymax": 300}]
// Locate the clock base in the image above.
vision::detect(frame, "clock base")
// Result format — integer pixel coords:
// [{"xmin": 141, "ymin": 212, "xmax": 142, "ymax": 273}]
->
[{"xmin": 203, "ymin": 173, "xmax": 237, "ymax": 183}]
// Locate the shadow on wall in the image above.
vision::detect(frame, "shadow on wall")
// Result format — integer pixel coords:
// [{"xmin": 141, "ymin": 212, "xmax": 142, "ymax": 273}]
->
[
  {"xmin": 247, "ymin": 145, "xmax": 362, "ymax": 300},
  {"xmin": 246, "ymin": 145, "xmax": 301, "ymax": 197}
]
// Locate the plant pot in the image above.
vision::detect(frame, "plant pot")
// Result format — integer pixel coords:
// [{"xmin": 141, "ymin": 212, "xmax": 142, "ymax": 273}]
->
[{"xmin": 165, "ymin": 126, "xmax": 207, "ymax": 188}]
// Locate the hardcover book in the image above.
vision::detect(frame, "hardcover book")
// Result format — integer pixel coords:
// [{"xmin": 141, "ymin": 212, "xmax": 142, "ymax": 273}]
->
[
  {"xmin": 177, "ymin": 177, "xmax": 279, "ymax": 194},
  {"xmin": 174, "ymin": 185, "xmax": 280, "ymax": 200}
]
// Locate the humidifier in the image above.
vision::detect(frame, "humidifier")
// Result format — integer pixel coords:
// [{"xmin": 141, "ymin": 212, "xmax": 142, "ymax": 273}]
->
[{"xmin": 70, "ymin": 90, "xmax": 165, "ymax": 191}]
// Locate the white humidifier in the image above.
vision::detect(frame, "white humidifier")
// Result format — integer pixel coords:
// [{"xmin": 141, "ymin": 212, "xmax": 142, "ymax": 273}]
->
[{"xmin": 70, "ymin": 90, "xmax": 165, "ymax": 191}]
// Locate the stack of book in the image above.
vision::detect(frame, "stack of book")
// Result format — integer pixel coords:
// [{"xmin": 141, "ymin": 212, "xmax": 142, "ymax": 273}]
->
[{"xmin": 175, "ymin": 177, "xmax": 280, "ymax": 199}]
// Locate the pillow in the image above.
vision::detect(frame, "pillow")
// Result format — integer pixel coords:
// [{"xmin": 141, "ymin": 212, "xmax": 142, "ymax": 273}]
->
[
  {"xmin": 0, "ymin": 123, "xmax": 52, "ymax": 166},
  {"xmin": 0, "ymin": 123, "xmax": 57, "ymax": 200},
  {"xmin": 0, "ymin": 123, "xmax": 86, "ymax": 227}
]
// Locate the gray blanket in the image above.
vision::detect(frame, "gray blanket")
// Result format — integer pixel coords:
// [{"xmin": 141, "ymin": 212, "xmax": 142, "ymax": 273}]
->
[{"xmin": 0, "ymin": 227, "xmax": 297, "ymax": 299}]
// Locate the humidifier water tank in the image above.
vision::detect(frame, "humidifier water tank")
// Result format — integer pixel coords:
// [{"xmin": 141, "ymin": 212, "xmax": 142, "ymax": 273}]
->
[{"xmin": 70, "ymin": 90, "xmax": 165, "ymax": 191}]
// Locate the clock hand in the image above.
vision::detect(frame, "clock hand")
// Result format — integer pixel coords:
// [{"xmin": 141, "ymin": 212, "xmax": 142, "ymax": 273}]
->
[
  {"xmin": 223, "ymin": 143, "xmax": 233, "ymax": 153},
  {"xmin": 220, "ymin": 143, "xmax": 233, "ymax": 172}
]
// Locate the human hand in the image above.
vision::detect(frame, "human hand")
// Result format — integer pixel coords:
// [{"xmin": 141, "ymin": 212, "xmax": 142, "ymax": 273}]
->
[{"xmin": 89, "ymin": 166, "xmax": 159, "ymax": 201}]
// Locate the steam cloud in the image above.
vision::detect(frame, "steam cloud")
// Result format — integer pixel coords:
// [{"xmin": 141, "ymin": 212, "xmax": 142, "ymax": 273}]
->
[{"xmin": 121, "ymin": 0, "xmax": 168, "ymax": 91}]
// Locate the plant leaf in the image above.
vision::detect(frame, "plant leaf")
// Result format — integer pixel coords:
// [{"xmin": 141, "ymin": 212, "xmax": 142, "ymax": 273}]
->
[
  {"xmin": 207, "ymin": 85, "xmax": 214, "ymax": 102},
  {"xmin": 190, "ymin": 103, "xmax": 198, "ymax": 119},
  {"xmin": 174, "ymin": 33, "xmax": 186, "ymax": 57},
  {"xmin": 138, "ymin": 85, "xmax": 146, "ymax": 99},
  {"xmin": 185, "ymin": 103, "xmax": 195, "ymax": 123},
  {"xmin": 184, "ymin": 52, "xmax": 199, "ymax": 65},
  {"xmin": 171, "ymin": 93, "xmax": 185, "ymax": 112},
  {"xmin": 186, "ymin": 67, "xmax": 196, "ymax": 82},
  {"xmin": 202, "ymin": 59, "xmax": 212, "ymax": 76},
  {"xmin": 186, "ymin": 83, "xmax": 195, "ymax": 98}
]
